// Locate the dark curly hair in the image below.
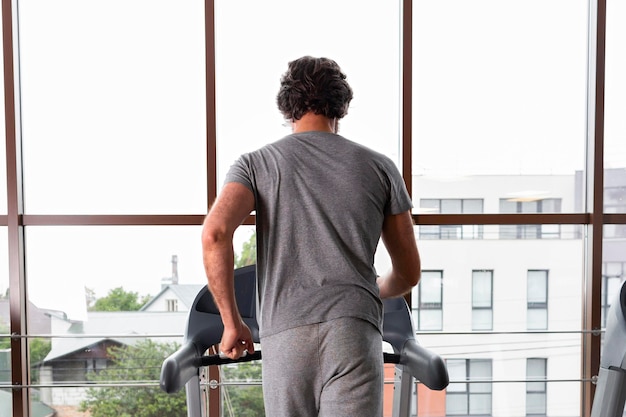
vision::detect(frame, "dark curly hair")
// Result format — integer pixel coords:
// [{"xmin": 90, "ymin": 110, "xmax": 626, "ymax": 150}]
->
[{"xmin": 276, "ymin": 56, "xmax": 353, "ymax": 122}]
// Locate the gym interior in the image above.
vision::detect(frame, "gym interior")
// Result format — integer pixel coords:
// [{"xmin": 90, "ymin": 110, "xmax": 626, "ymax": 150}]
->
[{"xmin": 1, "ymin": 1, "xmax": 625, "ymax": 416}]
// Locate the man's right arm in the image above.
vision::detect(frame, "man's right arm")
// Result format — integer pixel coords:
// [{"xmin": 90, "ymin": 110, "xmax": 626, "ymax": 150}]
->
[{"xmin": 377, "ymin": 210, "xmax": 421, "ymax": 298}]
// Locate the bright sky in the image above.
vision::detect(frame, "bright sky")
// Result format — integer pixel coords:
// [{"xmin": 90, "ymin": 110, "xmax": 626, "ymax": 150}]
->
[{"xmin": 1, "ymin": 0, "xmax": 624, "ymax": 320}]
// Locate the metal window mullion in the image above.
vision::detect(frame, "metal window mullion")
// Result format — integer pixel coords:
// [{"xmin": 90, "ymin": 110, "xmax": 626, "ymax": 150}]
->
[
  {"xmin": 581, "ymin": 0, "xmax": 606, "ymax": 416},
  {"xmin": 205, "ymin": 0, "xmax": 217, "ymax": 209},
  {"xmin": 2, "ymin": 0, "xmax": 29, "ymax": 416}
]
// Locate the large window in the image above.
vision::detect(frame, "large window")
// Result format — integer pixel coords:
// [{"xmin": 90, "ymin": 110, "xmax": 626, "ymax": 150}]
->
[
  {"xmin": 446, "ymin": 359, "xmax": 493, "ymax": 416},
  {"xmin": 412, "ymin": 271, "xmax": 443, "ymax": 331},
  {"xmin": 1, "ymin": 0, "xmax": 623, "ymax": 416},
  {"xmin": 472, "ymin": 270, "xmax": 493, "ymax": 331},
  {"xmin": 527, "ymin": 358, "xmax": 548, "ymax": 415},
  {"xmin": 527, "ymin": 270, "xmax": 549, "ymax": 330},
  {"xmin": 18, "ymin": 0, "xmax": 208, "ymax": 215},
  {"xmin": 214, "ymin": 0, "xmax": 402, "ymax": 186}
]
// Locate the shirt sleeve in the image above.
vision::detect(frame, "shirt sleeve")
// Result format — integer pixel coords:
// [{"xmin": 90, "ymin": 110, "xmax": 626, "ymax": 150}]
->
[
  {"xmin": 224, "ymin": 154, "xmax": 255, "ymax": 193},
  {"xmin": 385, "ymin": 160, "xmax": 413, "ymax": 216}
]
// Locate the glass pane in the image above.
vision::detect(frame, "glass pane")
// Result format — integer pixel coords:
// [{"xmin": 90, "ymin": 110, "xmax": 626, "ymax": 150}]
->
[
  {"xmin": 41, "ymin": 384, "xmax": 187, "ymax": 416},
  {"xmin": 472, "ymin": 309, "xmax": 492, "ymax": 331},
  {"xmin": 527, "ymin": 392, "xmax": 547, "ymax": 415},
  {"xmin": 528, "ymin": 271, "xmax": 548, "ymax": 303},
  {"xmin": 19, "ymin": 0, "xmax": 207, "ymax": 214},
  {"xmin": 412, "ymin": 224, "xmax": 582, "ymax": 415},
  {"xmin": 472, "ymin": 270, "xmax": 492, "ymax": 307},
  {"xmin": 469, "ymin": 393, "xmax": 492, "ymax": 415},
  {"xmin": 527, "ymin": 309, "xmax": 548, "ymax": 331},
  {"xmin": 419, "ymin": 271, "xmax": 442, "ymax": 304},
  {"xmin": 216, "ymin": 360, "xmax": 265, "ymax": 415},
  {"xmin": 604, "ymin": 0, "xmax": 626, "ymax": 201},
  {"xmin": 469, "ymin": 360, "xmax": 492, "ymax": 393},
  {"xmin": 446, "ymin": 360, "xmax": 467, "ymax": 392},
  {"xmin": 419, "ymin": 199, "xmax": 440, "ymax": 213},
  {"xmin": 446, "ymin": 393, "xmax": 468, "ymax": 415},
  {"xmin": 419, "ymin": 310, "xmax": 442, "ymax": 332},
  {"xmin": 413, "ymin": 0, "xmax": 588, "ymax": 212},
  {"xmin": 527, "ymin": 358, "xmax": 547, "ymax": 379},
  {"xmin": 215, "ymin": 0, "xmax": 401, "ymax": 188},
  {"xmin": 24, "ymin": 225, "xmax": 260, "ymax": 414},
  {"xmin": 441, "ymin": 199, "xmax": 462, "ymax": 213},
  {"xmin": 25, "ymin": 226, "xmax": 204, "ymax": 321},
  {"xmin": 463, "ymin": 199, "xmax": 484, "ymax": 214}
]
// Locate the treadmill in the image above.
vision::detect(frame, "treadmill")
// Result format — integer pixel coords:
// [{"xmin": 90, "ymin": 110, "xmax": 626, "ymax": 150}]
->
[
  {"xmin": 160, "ymin": 265, "xmax": 449, "ymax": 417},
  {"xmin": 591, "ymin": 279, "xmax": 626, "ymax": 417}
]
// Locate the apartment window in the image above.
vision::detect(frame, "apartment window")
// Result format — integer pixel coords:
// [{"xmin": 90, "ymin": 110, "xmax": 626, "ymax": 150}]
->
[
  {"xmin": 499, "ymin": 199, "xmax": 562, "ymax": 239},
  {"xmin": 166, "ymin": 299, "xmax": 178, "ymax": 312},
  {"xmin": 602, "ymin": 262, "xmax": 626, "ymax": 327},
  {"xmin": 419, "ymin": 199, "xmax": 484, "ymax": 240},
  {"xmin": 527, "ymin": 270, "xmax": 549, "ymax": 330},
  {"xmin": 412, "ymin": 271, "xmax": 443, "ymax": 331},
  {"xmin": 527, "ymin": 358, "xmax": 547, "ymax": 415},
  {"xmin": 446, "ymin": 359, "xmax": 492, "ymax": 416},
  {"xmin": 472, "ymin": 270, "xmax": 493, "ymax": 331}
]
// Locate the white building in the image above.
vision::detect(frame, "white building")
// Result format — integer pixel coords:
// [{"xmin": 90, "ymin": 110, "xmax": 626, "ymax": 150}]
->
[{"xmin": 397, "ymin": 171, "xmax": 626, "ymax": 417}]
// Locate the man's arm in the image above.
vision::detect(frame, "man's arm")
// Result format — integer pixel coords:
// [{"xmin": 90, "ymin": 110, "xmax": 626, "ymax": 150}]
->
[
  {"xmin": 377, "ymin": 210, "xmax": 421, "ymax": 298},
  {"xmin": 201, "ymin": 182, "xmax": 256, "ymax": 359}
]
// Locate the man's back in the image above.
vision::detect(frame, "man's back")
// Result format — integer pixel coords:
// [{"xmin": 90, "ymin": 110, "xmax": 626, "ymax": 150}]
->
[{"xmin": 226, "ymin": 131, "xmax": 412, "ymax": 337}]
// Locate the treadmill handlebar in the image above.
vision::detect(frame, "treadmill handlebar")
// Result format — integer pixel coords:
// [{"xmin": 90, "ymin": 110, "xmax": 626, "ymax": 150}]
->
[
  {"xmin": 160, "ymin": 341, "xmax": 449, "ymax": 395},
  {"xmin": 160, "ymin": 342, "xmax": 202, "ymax": 394},
  {"xmin": 400, "ymin": 339, "xmax": 449, "ymax": 391}
]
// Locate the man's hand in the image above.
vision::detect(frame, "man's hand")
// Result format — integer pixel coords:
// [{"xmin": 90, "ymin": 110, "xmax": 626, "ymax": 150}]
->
[{"xmin": 220, "ymin": 322, "xmax": 255, "ymax": 360}]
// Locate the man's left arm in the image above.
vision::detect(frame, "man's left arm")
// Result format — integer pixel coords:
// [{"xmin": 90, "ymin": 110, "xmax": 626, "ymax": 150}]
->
[{"xmin": 201, "ymin": 182, "xmax": 256, "ymax": 359}]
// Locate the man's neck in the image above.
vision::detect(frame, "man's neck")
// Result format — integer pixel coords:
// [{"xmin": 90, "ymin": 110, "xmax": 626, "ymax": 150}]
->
[{"xmin": 291, "ymin": 113, "xmax": 338, "ymax": 134}]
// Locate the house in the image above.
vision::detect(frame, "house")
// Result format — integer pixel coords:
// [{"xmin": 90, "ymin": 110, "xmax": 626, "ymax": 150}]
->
[
  {"xmin": 140, "ymin": 254, "xmax": 204, "ymax": 312},
  {"xmin": 38, "ymin": 311, "xmax": 187, "ymax": 407},
  {"xmin": 140, "ymin": 284, "xmax": 204, "ymax": 312}
]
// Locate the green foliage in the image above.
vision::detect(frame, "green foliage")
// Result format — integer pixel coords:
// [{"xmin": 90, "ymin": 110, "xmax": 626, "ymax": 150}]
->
[
  {"xmin": 0, "ymin": 323, "xmax": 9, "ymax": 350},
  {"xmin": 91, "ymin": 287, "xmax": 151, "ymax": 311},
  {"xmin": 0, "ymin": 331, "xmax": 52, "ymax": 382},
  {"xmin": 80, "ymin": 339, "xmax": 187, "ymax": 417},
  {"xmin": 222, "ymin": 361, "xmax": 265, "ymax": 417},
  {"xmin": 235, "ymin": 232, "xmax": 257, "ymax": 268},
  {"xmin": 29, "ymin": 338, "xmax": 52, "ymax": 383},
  {"xmin": 29, "ymin": 338, "xmax": 52, "ymax": 365}
]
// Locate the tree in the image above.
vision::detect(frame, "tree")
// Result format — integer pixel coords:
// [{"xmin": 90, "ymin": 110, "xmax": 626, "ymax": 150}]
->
[
  {"xmin": 29, "ymin": 338, "xmax": 52, "ymax": 383},
  {"xmin": 0, "ymin": 323, "xmax": 9, "ymax": 350},
  {"xmin": 80, "ymin": 339, "xmax": 187, "ymax": 417},
  {"xmin": 235, "ymin": 232, "xmax": 257, "ymax": 268},
  {"xmin": 90, "ymin": 287, "xmax": 151, "ymax": 311}
]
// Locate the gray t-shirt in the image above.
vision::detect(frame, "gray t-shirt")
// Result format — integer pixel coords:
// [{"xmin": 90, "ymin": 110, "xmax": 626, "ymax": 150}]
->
[{"xmin": 225, "ymin": 131, "xmax": 412, "ymax": 338}]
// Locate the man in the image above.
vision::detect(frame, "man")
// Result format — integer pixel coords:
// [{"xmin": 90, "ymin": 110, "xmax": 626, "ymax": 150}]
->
[{"xmin": 202, "ymin": 56, "xmax": 421, "ymax": 417}]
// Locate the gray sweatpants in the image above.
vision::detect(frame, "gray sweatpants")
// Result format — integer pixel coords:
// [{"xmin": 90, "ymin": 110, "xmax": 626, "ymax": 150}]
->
[{"xmin": 260, "ymin": 317, "xmax": 384, "ymax": 417}]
